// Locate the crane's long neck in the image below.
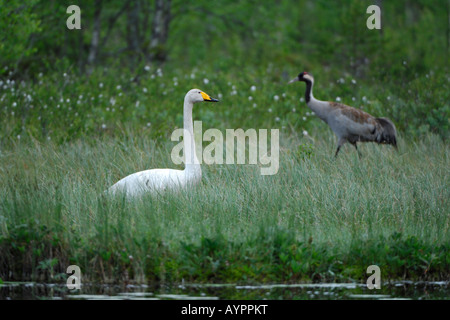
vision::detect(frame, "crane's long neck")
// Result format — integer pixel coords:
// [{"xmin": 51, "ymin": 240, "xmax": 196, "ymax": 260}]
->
[
  {"xmin": 303, "ymin": 78, "xmax": 331, "ymax": 123},
  {"xmin": 183, "ymin": 98, "xmax": 200, "ymax": 170},
  {"xmin": 304, "ymin": 78, "xmax": 314, "ymax": 103}
]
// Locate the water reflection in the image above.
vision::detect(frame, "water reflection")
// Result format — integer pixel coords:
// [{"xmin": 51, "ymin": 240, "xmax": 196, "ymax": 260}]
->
[{"xmin": 0, "ymin": 281, "xmax": 448, "ymax": 300}]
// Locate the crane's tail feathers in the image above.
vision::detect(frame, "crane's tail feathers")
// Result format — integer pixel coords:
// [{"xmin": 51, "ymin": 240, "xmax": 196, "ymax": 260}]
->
[{"xmin": 376, "ymin": 117, "xmax": 397, "ymax": 149}]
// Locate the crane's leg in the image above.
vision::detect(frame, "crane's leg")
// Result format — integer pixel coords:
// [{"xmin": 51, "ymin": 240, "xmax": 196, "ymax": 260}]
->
[
  {"xmin": 334, "ymin": 138, "xmax": 346, "ymax": 158},
  {"xmin": 350, "ymin": 142, "xmax": 362, "ymax": 159},
  {"xmin": 334, "ymin": 146, "xmax": 341, "ymax": 158}
]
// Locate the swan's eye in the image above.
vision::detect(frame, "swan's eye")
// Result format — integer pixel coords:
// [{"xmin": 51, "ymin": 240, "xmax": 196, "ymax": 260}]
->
[{"xmin": 198, "ymin": 92, "xmax": 201, "ymax": 94}]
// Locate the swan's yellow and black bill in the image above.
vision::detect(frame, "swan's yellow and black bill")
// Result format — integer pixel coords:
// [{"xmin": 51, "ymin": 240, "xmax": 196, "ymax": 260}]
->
[{"xmin": 201, "ymin": 91, "xmax": 219, "ymax": 102}]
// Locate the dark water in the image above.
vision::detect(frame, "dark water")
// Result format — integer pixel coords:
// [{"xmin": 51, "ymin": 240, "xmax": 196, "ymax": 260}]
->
[{"xmin": 1, "ymin": 281, "xmax": 448, "ymax": 300}]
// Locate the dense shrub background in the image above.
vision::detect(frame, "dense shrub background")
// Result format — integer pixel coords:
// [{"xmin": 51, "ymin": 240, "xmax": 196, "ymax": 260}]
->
[{"xmin": 0, "ymin": 0, "xmax": 448, "ymax": 143}]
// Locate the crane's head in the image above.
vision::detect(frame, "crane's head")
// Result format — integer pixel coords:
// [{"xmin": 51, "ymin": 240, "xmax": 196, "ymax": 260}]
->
[
  {"xmin": 186, "ymin": 89, "xmax": 219, "ymax": 103},
  {"xmin": 288, "ymin": 71, "xmax": 314, "ymax": 84}
]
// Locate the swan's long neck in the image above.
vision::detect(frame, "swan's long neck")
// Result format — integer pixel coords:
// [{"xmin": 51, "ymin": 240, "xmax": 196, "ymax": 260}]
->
[{"xmin": 183, "ymin": 98, "xmax": 200, "ymax": 170}]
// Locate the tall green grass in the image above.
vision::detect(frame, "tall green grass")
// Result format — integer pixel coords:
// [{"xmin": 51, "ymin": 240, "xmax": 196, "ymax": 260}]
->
[{"xmin": 0, "ymin": 130, "xmax": 448, "ymax": 283}]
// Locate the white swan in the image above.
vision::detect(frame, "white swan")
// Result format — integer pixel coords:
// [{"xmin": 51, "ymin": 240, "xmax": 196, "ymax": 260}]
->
[{"xmin": 108, "ymin": 89, "xmax": 219, "ymax": 197}]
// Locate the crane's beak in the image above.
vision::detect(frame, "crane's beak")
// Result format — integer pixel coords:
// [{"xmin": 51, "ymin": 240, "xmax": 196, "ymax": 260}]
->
[
  {"xmin": 288, "ymin": 77, "xmax": 299, "ymax": 84},
  {"xmin": 201, "ymin": 91, "xmax": 219, "ymax": 102}
]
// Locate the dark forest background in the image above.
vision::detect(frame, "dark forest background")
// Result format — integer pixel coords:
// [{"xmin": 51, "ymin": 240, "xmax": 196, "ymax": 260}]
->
[{"xmin": 1, "ymin": 0, "xmax": 449, "ymax": 142}]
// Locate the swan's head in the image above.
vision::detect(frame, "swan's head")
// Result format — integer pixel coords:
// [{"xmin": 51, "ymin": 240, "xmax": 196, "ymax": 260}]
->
[
  {"xmin": 186, "ymin": 89, "xmax": 219, "ymax": 103},
  {"xmin": 288, "ymin": 71, "xmax": 314, "ymax": 84}
]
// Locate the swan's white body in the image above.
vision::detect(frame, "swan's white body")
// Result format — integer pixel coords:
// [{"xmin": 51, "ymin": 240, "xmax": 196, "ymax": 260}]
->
[
  {"xmin": 108, "ymin": 166, "xmax": 201, "ymax": 196},
  {"xmin": 108, "ymin": 89, "xmax": 218, "ymax": 197}
]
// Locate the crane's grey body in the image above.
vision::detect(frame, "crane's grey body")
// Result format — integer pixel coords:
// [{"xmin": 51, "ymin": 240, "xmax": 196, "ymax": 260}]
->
[{"xmin": 289, "ymin": 72, "xmax": 397, "ymax": 157}]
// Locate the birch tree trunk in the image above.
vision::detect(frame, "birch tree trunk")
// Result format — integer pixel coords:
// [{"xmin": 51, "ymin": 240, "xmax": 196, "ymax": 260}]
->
[
  {"xmin": 126, "ymin": 0, "xmax": 141, "ymax": 57},
  {"xmin": 148, "ymin": 0, "xmax": 172, "ymax": 63},
  {"xmin": 87, "ymin": 0, "xmax": 102, "ymax": 73}
]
